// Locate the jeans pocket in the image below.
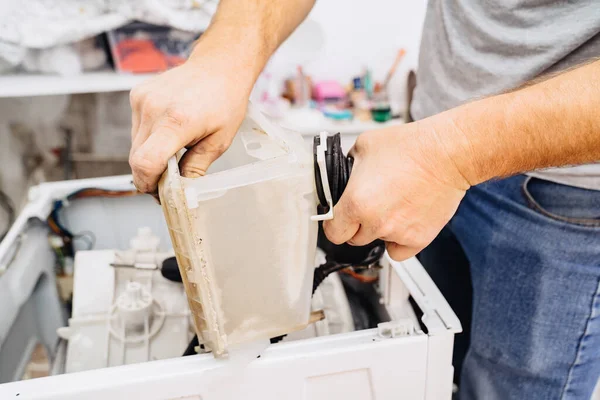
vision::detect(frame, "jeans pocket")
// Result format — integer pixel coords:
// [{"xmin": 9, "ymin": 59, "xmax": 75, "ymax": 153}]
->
[{"xmin": 521, "ymin": 176, "xmax": 600, "ymax": 227}]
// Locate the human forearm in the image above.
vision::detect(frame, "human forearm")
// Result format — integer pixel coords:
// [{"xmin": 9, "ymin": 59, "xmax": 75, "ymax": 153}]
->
[
  {"xmin": 189, "ymin": 0, "xmax": 315, "ymax": 92},
  {"xmin": 323, "ymin": 58, "xmax": 600, "ymax": 261},
  {"xmin": 432, "ymin": 59, "xmax": 600, "ymax": 186}
]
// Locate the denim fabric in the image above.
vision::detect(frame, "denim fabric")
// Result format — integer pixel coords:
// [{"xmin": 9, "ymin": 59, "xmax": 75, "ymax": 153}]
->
[
  {"xmin": 418, "ymin": 227, "xmax": 472, "ymax": 385},
  {"xmin": 448, "ymin": 175, "xmax": 600, "ymax": 400}
]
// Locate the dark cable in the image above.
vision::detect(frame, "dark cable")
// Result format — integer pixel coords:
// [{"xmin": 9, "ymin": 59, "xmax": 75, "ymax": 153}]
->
[
  {"xmin": 312, "ymin": 245, "xmax": 385, "ymax": 294},
  {"xmin": 73, "ymin": 231, "xmax": 96, "ymax": 250},
  {"xmin": 46, "ymin": 188, "xmax": 138, "ymax": 255}
]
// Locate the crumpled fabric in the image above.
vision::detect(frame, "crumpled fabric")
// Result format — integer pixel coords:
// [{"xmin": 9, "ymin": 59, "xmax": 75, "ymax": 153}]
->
[{"xmin": 0, "ymin": 0, "xmax": 216, "ymax": 69}]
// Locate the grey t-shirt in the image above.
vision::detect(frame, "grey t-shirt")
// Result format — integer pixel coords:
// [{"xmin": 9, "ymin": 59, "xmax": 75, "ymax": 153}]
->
[{"xmin": 411, "ymin": 0, "xmax": 600, "ymax": 190}]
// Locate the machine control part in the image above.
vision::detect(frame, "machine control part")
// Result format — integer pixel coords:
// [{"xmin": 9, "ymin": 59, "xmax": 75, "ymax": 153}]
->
[
  {"xmin": 377, "ymin": 320, "xmax": 421, "ymax": 338},
  {"xmin": 130, "ymin": 226, "xmax": 161, "ymax": 252},
  {"xmin": 115, "ymin": 281, "xmax": 153, "ymax": 327},
  {"xmin": 108, "ymin": 281, "xmax": 168, "ymax": 345},
  {"xmin": 61, "ymin": 246, "xmax": 191, "ymax": 373},
  {"xmin": 56, "ymin": 326, "xmax": 72, "ymax": 340},
  {"xmin": 112, "ymin": 249, "xmax": 173, "ymax": 270},
  {"xmin": 113, "ymin": 227, "xmax": 173, "ymax": 269}
]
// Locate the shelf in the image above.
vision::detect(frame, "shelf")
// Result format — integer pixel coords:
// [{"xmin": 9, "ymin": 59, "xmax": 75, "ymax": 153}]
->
[
  {"xmin": 310, "ymin": 118, "xmax": 404, "ymax": 136},
  {"xmin": 278, "ymin": 108, "xmax": 404, "ymax": 136},
  {"xmin": 0, "ymin": 72, "xmax": 405, "ymax": 136},
  {"xmin": 0, "ymin": 71, "xmax": 156, "ymax": 98}
]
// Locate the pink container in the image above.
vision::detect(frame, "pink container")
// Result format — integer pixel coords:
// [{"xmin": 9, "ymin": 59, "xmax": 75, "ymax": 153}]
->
[{"xmin": 313, "ymin": 80, "xmax": 346, "ymax": 102}]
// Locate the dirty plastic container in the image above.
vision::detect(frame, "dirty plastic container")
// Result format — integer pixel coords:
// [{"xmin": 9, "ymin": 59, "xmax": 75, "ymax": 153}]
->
[{"xmin": 159, "ymin": 105, "xmax": 318, "ymax": 357}]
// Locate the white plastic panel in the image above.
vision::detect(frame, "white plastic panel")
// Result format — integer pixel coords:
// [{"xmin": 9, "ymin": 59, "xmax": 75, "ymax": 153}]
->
[
  {"xmin": 63, "ymin": 249, "xmax": 192, "ymax": 373},
  {"xmin": 0, "ymin": 329, "xmax": 430, "ymax": 400},
  {"xmin": 0, "ymin": 224, "xmax": 65, "ymax": 383}
]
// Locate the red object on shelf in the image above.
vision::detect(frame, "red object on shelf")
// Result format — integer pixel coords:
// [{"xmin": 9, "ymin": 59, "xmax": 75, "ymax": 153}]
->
[
  {"xmin": 116, "ymin": 39, "xmax": 168, "ymax": 73},
  {"xmin": 108, "ymin": 22, "xmax": 200, "ymax": 74}
]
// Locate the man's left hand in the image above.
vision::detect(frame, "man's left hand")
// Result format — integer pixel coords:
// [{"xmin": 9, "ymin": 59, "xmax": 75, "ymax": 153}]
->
[{"xmin": 322, "ymin": 121, "xmax": 471, "ymax": 261}]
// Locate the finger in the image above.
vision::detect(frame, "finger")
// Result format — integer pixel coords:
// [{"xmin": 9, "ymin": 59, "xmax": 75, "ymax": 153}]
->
[
  {"xmin": 130, "ymin": 124, "xmax": 195, "ymax": 193},
  {"xmin": 347, "ymin": 223, "xmax": 378, "ymax": 246},
  {"xmin": 386, "ymin": 242, "xmax": 421, "ymax": 261},
  {"xmin": 131, "ymin": 110, "xmax": 157, "ymax": 154},
  {"xmin": 323, "ymin": 194, "xmax": 360, "ymax": 245},
  {"xmin": 348, "ymin": 142, "xmax": 359, "ymax": 158},
  {"xmin": 179, "ymin": 131, "xmax": 232, "ymax": 178}
]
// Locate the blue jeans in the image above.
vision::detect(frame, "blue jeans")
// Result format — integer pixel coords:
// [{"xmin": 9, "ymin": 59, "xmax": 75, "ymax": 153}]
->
[{"xmin": 441, "ymin": 175, "xmax": 600, "ymax": 399}]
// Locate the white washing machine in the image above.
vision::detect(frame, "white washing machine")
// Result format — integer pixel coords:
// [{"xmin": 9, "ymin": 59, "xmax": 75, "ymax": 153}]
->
[{"xmin": 0, "ymin": 174, "xmax": 460, "ymax": 400}]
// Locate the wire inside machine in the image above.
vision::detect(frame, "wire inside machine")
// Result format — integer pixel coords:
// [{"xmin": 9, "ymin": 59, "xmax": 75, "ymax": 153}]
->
[{"xmin": 47, "ymin": 188, "xmax": 139, "ymax": 258}]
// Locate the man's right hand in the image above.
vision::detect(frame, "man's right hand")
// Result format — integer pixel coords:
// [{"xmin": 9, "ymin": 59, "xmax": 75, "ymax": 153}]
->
[
  {"xmin": 129, "ymin": 54, "xmax": 253, "ymax": 195},
  {"xmin": 128, "ymin": 0, "xmax": 316, "ymax": 195}
]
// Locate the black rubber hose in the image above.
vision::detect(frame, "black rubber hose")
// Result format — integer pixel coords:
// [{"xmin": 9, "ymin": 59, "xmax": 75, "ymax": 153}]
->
[
  {"xmin": 182, "ymin": 334, "xmax": 199, "ymax": 356},
  {"xmin": 161, "ymin": 257, "xmax": 183, "ymax": 282},
  {"xmin": 313, "ymin": 132, "xmax": 385, "ymax": 275},
  {"xmin": 311, "ymin": 244, "xmax": 385, "ymax": 294},
  {"xmin": 314, "ymin": 133, "xmax": 354, "ymax": 208}
]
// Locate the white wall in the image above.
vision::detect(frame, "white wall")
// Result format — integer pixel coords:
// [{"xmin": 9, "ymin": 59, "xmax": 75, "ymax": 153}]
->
[{"xmin": 267, "ymin": 0, "xmax": 428, "ymax": 111}]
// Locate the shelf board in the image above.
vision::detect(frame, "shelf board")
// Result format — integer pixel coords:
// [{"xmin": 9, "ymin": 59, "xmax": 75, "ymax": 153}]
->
[
  {"xmin": 279, "ymin": 109, "xmax": 404, "ymax": 136},
  {"xmin": 0, "ymin": 71, "xmax": 155, "ymax": 98}
]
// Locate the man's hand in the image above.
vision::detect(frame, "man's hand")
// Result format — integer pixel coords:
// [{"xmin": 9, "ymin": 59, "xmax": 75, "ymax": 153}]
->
[
  {"xmin": 324, "ymin": 59, "xmax": 600, "ymax": 261},
  {"xmin": 323, "ymin": 122, "xmax": 470, "ymax": 261},
  {"xmin": 129, "ymin": 55, "xmax": 252, "ymax": 194},
  {"xmin": 128, "ymin": 0, "xmax": 315, "ymax": 195}
]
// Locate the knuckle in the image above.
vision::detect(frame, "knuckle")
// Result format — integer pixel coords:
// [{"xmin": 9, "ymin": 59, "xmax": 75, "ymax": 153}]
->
[
  {"xmin": 355, "ymin": 131, "xmax": 374, "ymax": 152},
  {"xmin": 129, "ymin": 151, "xmax": 158, "ymax": 179},
  {"xmin": 214, "ymin": 139, "xmax": 230, "ymax": 155},
  {"xmin": 180, "ymin": 163, "xmax": 208, "ymax": 178},
  {"xmin": 163, "ymin": 107, "xmax": 189, "ymax": 129},
  {"xmin": 141, "ymin": 101, "xmax": 159, "ymax": 121},
  {"xmin": 197, "ymin": 136, "xmax": 231, "ymax": 156},
  {"xmin": 129, "ymin": 85, "xmax": 146, "ymax": 105}
]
